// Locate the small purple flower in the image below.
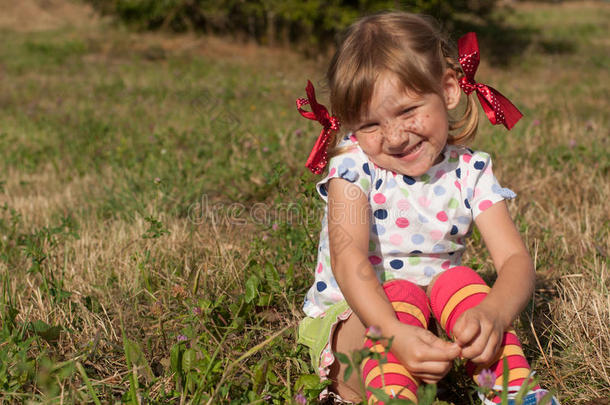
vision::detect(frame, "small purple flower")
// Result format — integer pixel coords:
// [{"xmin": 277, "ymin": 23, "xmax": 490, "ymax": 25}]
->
[
  {"xmin": 477, "ymin": 369, "xmax": 496, "ymax": 389},
  {"xmin": 535, "ymin": 390, "xmax": 549, "ymax": 403},
  {"xmin": 365, "ymin": 325, "xmax": 382, "ymax": 340},
  {"xmin": 293, "ymin": 129, "xmax": 304, "ymax": 136},
  {"xmin": 177, "ymin": 334, "xmax": 188, "ymax": 342},
  {"xmin": 532, "ymin": 119, "xmax": 540, "ymax": 126},
  {"xmin": 192, "ymin": 307, "xmax": 202, "ymax": 315},
  {"xmin": 154, "ymin": 177, "xmax": 161, "ymax": 184},
  {"xmin": 272, "ymin": 223, "xmax": 279, "ymax": 231},
  {"xmin": 569, "ymin": 139, "xmax": 576, "ymax": 149},
  {"xmin": 294, "ymin": 393, "xmax": 307, "ymax": 405},
  {"xmin": 263, "ymin": 146, "xmax": 269, "ymax": 153}
]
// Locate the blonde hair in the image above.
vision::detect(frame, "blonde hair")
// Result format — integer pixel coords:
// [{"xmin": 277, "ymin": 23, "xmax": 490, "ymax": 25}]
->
[{"xmin": 326, "ymin": 12, "xmax": 478, "ymax": 156}]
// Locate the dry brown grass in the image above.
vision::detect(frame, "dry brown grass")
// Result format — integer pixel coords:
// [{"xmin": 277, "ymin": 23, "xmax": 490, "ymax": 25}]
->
[{"xmin": 0, "ymin": 0, "xmax": 96, "ymax": 32}]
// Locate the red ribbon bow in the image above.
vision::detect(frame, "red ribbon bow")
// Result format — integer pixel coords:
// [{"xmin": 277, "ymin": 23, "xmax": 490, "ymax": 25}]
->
[
  {"xmin": 458, "ymin": 32, "xmax": 523, "ymax": 130},
  {"xmin": 296, "ymin": 80, "xmax": 340, "ymax": 174}
]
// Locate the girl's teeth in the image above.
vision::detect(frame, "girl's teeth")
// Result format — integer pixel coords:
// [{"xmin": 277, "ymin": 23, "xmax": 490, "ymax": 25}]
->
[{"xmin": 402, "ymin": 142, "xmax": 421, "ymax": 156}]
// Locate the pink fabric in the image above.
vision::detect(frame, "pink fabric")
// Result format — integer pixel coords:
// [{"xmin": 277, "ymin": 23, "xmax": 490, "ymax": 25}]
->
[
  {"xmin": 365, "ymin": 350, "xmax": 418, "ymax": 394},
  {"xmin": 445, "ymin": 294, "xmax": 486, "ymax": 336},
  {"xmin": 361, "ymin": 279, "xmax": 429, "ymax": 404},
  {"xmin": 429, "ymin": 267, "xmax": 485, "ymax": 317},
  {"xmin": 362, "ymin": 280, "xmax": 430, "ymax": 404},
  {"xmin": 429, "ymin": 266, "xmax": 539, "ymax": 398},
  {"xmin": 384, "ymin": 279, "xmax": 430, "ymax": 329}
]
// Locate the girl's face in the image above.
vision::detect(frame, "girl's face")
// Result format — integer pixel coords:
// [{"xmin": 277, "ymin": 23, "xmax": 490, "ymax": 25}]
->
[{"xmin": 353, "ymin": 70, "xmax": 460, "ymax": 177}]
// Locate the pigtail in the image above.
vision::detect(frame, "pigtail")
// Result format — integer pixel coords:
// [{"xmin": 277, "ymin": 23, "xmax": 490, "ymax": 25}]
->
[
  {"xmin": 445, "ymin": 55, "xmax": 479, "ymax": 145},
  {"xmin": 449, "ymin": 91, "xmax": 479, "ymax": 145}
]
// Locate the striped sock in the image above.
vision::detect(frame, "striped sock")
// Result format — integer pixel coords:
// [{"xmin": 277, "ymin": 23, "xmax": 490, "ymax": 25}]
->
[
  {"xmin": 361, "ymin": 279, "xmax": 429, "ymax": 404},
  {"xmin": 429, "ymin": 266, "xmax": 539, "ymax": 403}
]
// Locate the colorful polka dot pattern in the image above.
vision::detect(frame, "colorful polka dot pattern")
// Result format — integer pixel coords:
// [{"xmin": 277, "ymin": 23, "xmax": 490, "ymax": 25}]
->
[{"xmin": 303, "ymin": 137, "xmax": 515, "ymax": 318}]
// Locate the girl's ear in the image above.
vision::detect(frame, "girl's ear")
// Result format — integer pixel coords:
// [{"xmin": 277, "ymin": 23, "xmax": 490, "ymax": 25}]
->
[{"xmin": 442, "ymin": 69, "xmax": 461, "ymax": 110}]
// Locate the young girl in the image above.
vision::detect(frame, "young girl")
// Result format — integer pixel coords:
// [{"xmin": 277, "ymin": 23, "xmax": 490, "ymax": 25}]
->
[{"xmin": 296, "ymin": 12, "xmax": 559, "ymax": 405}]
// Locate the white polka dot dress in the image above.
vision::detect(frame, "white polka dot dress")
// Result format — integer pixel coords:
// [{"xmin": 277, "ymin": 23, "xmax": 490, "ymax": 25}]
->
[{"xmin": 302, "ymin": 135, "xmax": 516, "ymax": 318}]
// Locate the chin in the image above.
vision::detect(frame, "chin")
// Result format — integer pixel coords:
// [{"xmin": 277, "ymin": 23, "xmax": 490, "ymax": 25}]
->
[
  {"xmin": 398, "ymin": 161, "xmax": 434, "ymax": 177},
  {"xmin": 401, "ymin": 168, "xmax": 428, "ymax": 177}
]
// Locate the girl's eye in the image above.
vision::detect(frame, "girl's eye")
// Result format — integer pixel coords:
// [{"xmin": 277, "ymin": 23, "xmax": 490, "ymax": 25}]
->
[
  {"xmin": 400, "ymin": 106, "xmax": 417, "ymax": 116},
  {"xmin": 357, "ymin": 123, "xmax": 379, "ymax": 133}
]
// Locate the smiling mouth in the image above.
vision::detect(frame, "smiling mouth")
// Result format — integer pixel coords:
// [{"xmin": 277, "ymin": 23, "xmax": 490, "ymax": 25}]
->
[{"xmin": 393, "ymin": 141, "xmax": 423, "ymax": 158}]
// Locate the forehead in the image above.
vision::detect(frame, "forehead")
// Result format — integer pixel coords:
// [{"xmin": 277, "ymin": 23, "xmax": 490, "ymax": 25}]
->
[{"xmin": 363, "ymin": 72, "xmax": 422, "ymax": 119}]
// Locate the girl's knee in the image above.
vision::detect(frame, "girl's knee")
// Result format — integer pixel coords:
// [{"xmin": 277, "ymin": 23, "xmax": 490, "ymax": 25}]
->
[
  {"xmin": 329, "ymin": 315, "xmax": 367, "ymax": 400},
  {"xmin": 428, "ymin": 266, "xmax": 485, "ymax": 296},
  {"xmin": 428, "ymin": 266, "xmax": 490, "ymax": 332},
  {"xmin": 382, "ymin": 278, "xmax": 427, "ymax": 303}
]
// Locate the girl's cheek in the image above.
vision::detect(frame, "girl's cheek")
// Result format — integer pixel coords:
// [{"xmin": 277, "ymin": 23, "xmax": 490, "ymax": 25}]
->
[
  {"xmin": 368, "ymin": 133, "xmax": 382, "ymax": 149},
  {"xmin": 402, "ymin": 116, "xmax": 425, "ymax": 133}
]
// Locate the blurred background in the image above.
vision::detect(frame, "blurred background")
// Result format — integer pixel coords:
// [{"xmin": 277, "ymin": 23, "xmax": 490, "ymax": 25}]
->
[{"xmin": 0, "ymin": 0, "xmax": 607, "ymax": 404}]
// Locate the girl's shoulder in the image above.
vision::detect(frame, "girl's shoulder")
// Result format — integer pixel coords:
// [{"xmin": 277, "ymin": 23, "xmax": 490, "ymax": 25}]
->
[
  {"xmin": 442, "ymin": 144, "xmax": 497, "ymax": 174},
  {"xmin": 445, "ymin": 144, "xmax": 490, "ymax": 160},
  {"xmin": 316, "ymin": 134, "xmax": 373, "ymax": 201},
  {"xmin": 333, "ymin": 133, "xmax": 367, "ymax": 157}
]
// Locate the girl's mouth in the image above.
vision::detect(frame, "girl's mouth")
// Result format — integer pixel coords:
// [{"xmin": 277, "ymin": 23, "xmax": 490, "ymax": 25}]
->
[{"xmin": 393, "ymin": 141, "xmax": 423, "ymax": 159}]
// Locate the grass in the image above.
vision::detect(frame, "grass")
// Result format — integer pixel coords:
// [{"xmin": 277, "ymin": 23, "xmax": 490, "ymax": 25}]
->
[{"xmin": 0, "ymin": 0, "xmax": 608, "ymax": 403}]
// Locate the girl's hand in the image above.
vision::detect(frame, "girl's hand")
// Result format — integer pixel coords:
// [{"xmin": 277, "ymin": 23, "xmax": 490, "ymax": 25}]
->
[
  {"xmin": 451, "ymin": 304, "xmax": 505, "ymax": 365},
  {"xmin": 386, "ymin": 321, "xmax": 461, "ymax": 384}
]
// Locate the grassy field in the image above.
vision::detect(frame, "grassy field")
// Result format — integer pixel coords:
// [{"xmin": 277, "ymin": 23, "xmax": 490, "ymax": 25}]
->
[{"xmin": 0, "ymin": 1, "xmax": 608, "ymax": 404}]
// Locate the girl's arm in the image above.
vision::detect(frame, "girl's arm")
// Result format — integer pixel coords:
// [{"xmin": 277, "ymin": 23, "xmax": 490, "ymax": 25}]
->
[
  {"xmin": 327, "ymin": 178, "xmax": 396, "ymax": 332},
  {"xmin": 327, "ymin": 178, "xmax": 460, "ymax": 383},
  {"xmin": 476, "ymin": 200, "xmax": 535, "ymax": 327},
  {"xmin": 452, "ymin": 200, "xmax": 535, "ymax": 363}
]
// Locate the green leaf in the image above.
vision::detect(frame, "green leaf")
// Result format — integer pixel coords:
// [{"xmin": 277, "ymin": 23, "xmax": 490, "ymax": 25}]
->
[
  {"xmin": 514, "ymin": 374, "xmax": 537, "ymax": 403},
  {"xmin": 264, "ymin": 261, "xmax": 280, "ymax": 290},
  {"xmin": 170, "ymin": 343, "xmax": 183, "ymax": 373},
  {"xmin": 343, "ymin": 364, "xmax": 353, "ymax": 381},
  {"xmin": 256, "ymin": 292, "xmax": 272, "ymax": 306},
  {"xmin": 334, "ymin": 351, "xmax": 350, "ymax": 365},
  {"xmin": 417, "ymin": 383, "xmax": 437, "ymax": 405},
  {"xmin": 182, "ymin": 348, "xmax": 196, "ymax": 373},
  {"xmin": 368, "ymin": 387, "xmax": 391, "ymax": 402},
  {"xmin": 124, "ymin": 339, "xmax": 154, "ymax": 383},
  {"xmin": 29, "ymin": 320, "xmax": 61, "ymax": 344},
  {"xmin": 244, "ymin": 275, "xmax": 259, "ymax": 303},
  {"xmin": 295, "ymin": 373, "xmax": 323, "ymax": 391},
  {"xmin": 501, "ymin": 357, "xmax": 509, "ymax": 403},
  {"xmin": 252, "ymin": 359, "xmax": 268, "ymax": 394}
]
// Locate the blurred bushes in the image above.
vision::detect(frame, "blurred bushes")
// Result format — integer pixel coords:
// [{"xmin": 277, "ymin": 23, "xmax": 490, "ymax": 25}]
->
[{"xmin": 85, "ymin": 0, "xmax": 500, "ymax": 51}]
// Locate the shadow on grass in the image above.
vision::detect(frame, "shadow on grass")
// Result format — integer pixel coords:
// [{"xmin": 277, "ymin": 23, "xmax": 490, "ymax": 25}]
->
[{"xmin": 451, "ymin": 17, "xmax": 576, "ymax": 67}]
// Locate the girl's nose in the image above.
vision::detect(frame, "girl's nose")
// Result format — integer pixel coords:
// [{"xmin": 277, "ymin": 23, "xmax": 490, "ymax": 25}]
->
[{"xmin": 383, "ymin": 125, "xmax": 410, "ymax": 152}]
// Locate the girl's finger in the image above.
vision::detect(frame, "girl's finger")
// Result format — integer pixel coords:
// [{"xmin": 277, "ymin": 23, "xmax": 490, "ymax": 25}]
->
[
  {"xmin": 419, "ymin": 375, "xmax": 444, "ymax": 384},
  {"xmin": 453, "ymin": 315, "xmax": 480, "ymax": 346},
  {"xmin": 412, "ymin": 369, "xmax": 450, "ymax": 384},
  {"xmin": 461, "ymin": 332, "xmax": 488, "ymax": 360},
  {"xmin": 417, "ymin": 338, "xmax": 461, "ymax": 361},
  {"xmin": 470, "ymin": 331, "xmax": 501, "ymax": 364},
  {"xmin": 409, "ymin": 359, "xmax": 453, "ymax": 375}
]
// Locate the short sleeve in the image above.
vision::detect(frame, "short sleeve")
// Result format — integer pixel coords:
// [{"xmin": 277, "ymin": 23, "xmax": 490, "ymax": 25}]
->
[
  {"xmin": 316, "ymin": 144, "xmax": 373, "ymax": 202},
  {"xmin": 465, "ymin": 151, "xmax": 516, "ymax": 219}
]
